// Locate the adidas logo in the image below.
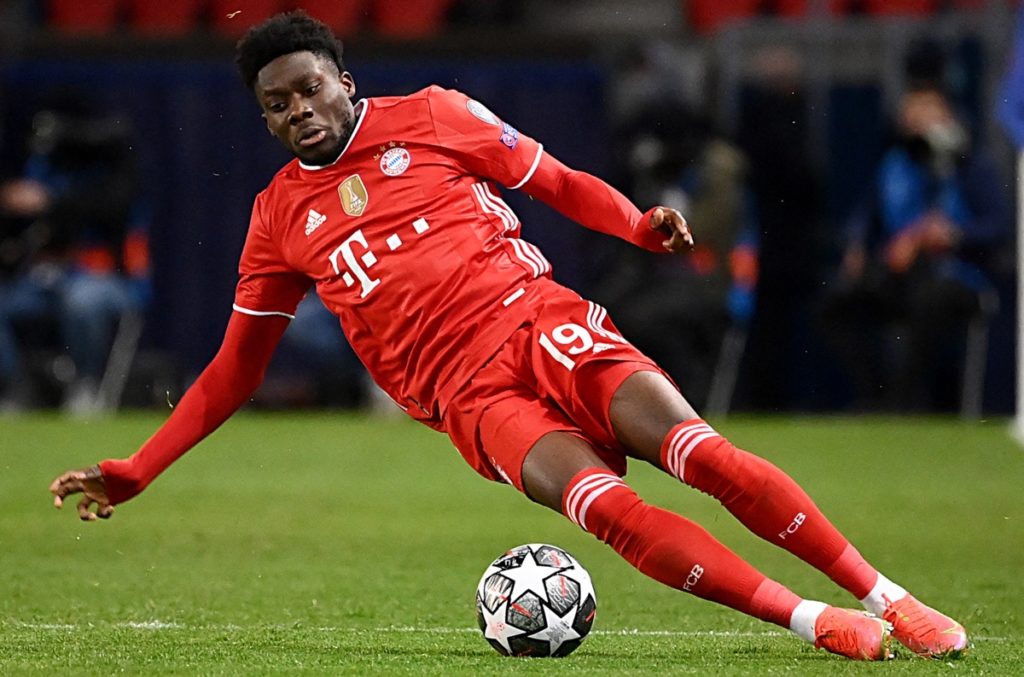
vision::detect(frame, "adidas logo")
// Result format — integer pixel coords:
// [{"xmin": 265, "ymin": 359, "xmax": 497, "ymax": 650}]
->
[{"xmin": 305, "ymin": 209, "xmax": 327, "ymax": 236}]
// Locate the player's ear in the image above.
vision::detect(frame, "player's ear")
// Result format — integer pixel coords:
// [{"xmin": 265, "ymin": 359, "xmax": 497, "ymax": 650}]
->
[{"xmin": 341, "ymin": 71, "xmax": 356, "ymax": 98}]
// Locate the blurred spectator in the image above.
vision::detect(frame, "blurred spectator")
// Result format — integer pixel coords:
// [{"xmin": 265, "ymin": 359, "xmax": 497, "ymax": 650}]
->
[
  {"xmin": 821, "ymin": 85, "xmax": 1010, "ymax": 411},
  {"xmin": 593, "ymin": 101, "xmax": 758, "ymax": 412},
  {"xmin": 0, "ymin": 94, "xmax": 150, "ymax": 414}
]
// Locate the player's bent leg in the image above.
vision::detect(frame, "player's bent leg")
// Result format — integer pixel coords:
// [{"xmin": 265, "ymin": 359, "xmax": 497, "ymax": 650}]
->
[
  {"xmin": 606, "ymin": 370, "xmax": 967, "ymax": 659},
  {"xmin": 608, "ymin": 372, "xmax": 878, "ymax": 597},
  {"xmin": 520, "ymin": 432, "xmax": 892, "ymax": 661}
]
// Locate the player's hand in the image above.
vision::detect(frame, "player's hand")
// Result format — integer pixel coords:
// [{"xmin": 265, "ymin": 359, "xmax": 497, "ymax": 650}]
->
[
  {"xmin": 649, "ymin": 207, "xmax": 694, "ymax": 254},
  {"xmin": 49, "ymin": 465, "xmax": 114, "ymax": 521}
]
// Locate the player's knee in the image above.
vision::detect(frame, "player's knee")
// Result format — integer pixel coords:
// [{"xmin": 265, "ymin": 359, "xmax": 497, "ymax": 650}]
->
[
  {"xmin": 662, "ymin": 420, "xmax": 733, "ymax": 482},
  {"xmin": 561, "ymin": 468, "xmax": 643, "ymax": 544},
  {"xmin": 521, "ymin": 431, "xmax": 614, "ymax": 512},
  {"xmin": 662, "ymin": 421, "xmax": 771, "ymax": 498},
  {"xmin": 607, "ymin": 371, "xmax": 698, "ymax": 463}
]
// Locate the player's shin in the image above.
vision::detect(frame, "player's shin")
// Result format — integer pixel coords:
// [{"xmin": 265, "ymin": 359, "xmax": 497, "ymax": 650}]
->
[
  {"xmin": 659, "ymin": 420, "xmax": 880, "ymax": 601},
  {"xmin": 561, "ymin": 468, "xmax": 801, "ymax": 628}
]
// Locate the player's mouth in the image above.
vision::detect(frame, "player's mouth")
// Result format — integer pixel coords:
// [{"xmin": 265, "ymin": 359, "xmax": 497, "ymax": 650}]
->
[{"xmin": 296, "ymin": 127, "xmax": 328, "ymax": 148}]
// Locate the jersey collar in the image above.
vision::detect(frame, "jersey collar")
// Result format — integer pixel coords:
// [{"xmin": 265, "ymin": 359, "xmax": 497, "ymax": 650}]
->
[{"xmin": 298, "ymin": 98, "xmax": 369, "ymax": 171}]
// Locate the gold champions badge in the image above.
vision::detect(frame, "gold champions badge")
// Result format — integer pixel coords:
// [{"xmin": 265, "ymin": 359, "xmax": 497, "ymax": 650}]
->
[{"xmin": 338, "ymin": 175, "xmax": 368, "ymax": 217}]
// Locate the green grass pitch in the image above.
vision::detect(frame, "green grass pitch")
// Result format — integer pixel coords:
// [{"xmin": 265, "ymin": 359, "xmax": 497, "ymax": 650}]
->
[{"xmin": 2, "ymin": 412, "xmax": 1022, "ymax": 674}]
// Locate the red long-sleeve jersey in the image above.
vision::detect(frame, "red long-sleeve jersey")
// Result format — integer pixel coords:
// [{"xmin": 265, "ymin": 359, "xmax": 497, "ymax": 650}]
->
[{"xmin": 100, "ymin": 86, "xmax": 665, "ymax": 504}]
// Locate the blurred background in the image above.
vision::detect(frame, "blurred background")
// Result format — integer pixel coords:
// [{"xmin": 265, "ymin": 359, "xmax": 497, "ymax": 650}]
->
[{"xmin": 0, "ymin": 0, "xmax": 1018, "ymax": 418}]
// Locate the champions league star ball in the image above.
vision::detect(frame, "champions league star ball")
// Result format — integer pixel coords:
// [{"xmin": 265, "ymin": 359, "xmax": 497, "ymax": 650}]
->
[{"xmin": 475, "ymin": 543, "xmax": 597, "ymax": 657}]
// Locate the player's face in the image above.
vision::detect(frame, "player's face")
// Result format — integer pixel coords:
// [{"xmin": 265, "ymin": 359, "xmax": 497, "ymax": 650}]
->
[{"xmin": 255, "ymin": 51, "xmax": 357, "ymax": 166}]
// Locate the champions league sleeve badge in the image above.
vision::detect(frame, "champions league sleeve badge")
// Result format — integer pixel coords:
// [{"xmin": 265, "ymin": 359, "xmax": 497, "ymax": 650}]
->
[{"xmin": 499, "ymin": 122, "xmax": 519, "ymax": 150}]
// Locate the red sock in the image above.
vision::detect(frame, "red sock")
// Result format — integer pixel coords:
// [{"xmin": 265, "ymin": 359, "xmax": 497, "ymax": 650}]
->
[
  {"xmin": 661, "ymin": 420, "xmax": 879, "ymax": 599},
  {"xmin": 563, "ymin": 468, "xmax": 802, "ymax": 628}
]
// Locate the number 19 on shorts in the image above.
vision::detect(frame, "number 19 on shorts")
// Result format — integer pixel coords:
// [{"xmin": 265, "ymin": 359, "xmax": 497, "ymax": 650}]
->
[{"xmin": 538, "ymin": 317, "xmax": 624, "ymax": 370}]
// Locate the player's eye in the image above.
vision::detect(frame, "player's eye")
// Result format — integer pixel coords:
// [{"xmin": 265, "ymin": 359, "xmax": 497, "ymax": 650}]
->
[
  {"xmin": 306, "ymin": 84, "xmax": 320, "ymax": 96},
  {"xmin": 268, "ymin": 102, "xmax": 286, "ymax": 113}
]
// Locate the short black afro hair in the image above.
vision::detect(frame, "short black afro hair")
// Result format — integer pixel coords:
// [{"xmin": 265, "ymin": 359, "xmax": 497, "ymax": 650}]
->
[{"xmin": 235, "ymin": 11, "xmax": 346, "ymax": 90}]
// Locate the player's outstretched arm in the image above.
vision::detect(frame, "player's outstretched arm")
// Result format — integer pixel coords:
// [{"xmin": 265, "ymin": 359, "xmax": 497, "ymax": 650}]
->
[
  {"xmin": 48, "ymin": 311, "xmax": 290, "ymax": 520},
  {"xmin": 522, "ymin": 151, "xmax": 694, "ymax": 254}
]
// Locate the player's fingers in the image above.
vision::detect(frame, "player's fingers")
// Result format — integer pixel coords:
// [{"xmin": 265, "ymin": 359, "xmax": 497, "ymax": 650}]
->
[
  {"xmin": 77, "ymin": 495, "xmax": 97, "ymax": 522},
  {"xmin": 679, "ymin": 224, "xmax": 694, "ymax": 248},
  {"xmin": 668, "ymin": 211, "xmax": 693, "ymax": 249},
  {"xmin": 666, "ymin": 208, "xmax": 689, "ymax": 232},
  {"xmin": 49, "ymin": 470, "xmax": 80, "ymax": 495},
  {"xmin": 649, "ymin": 207, "xmax": 666, "ymax": 231},
  {"xmin": 662, "ymin": 227, "xmax": 693, "ymax": 253},
  {"xmin": 653, "ymin": 208, "xmax": 692, "ymax": 246},
  {"xmin": 50, "ymin": 474, "xmax": 85, "ymax": 509},
  {"xmin": 663, "ymin": 234, "xmax": 684, "ymax": 252},
  {"xmin": 97, "ymin": 503, "xmax": 114, "ymax": 519}
]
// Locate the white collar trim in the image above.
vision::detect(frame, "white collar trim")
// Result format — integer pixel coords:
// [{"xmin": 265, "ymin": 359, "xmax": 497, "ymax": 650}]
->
[{"xmin": 298, "ymin": 98, "xmax": 369, "ymax": 171}]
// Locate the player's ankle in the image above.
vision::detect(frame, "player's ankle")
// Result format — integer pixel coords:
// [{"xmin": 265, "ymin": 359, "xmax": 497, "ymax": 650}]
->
[
  {"xmin": 859, "ymin": 572, "xmax": 908, "ymax": 617},
  {"xmin": 789, "ymin": 600, "xmax": 828, "ymax": 643}
]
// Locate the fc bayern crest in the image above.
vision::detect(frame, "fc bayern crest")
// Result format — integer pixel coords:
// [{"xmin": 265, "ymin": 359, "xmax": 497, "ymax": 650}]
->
[{"xmin": 380, "ymin": 147, "xmax": 411, "ymax": 176}]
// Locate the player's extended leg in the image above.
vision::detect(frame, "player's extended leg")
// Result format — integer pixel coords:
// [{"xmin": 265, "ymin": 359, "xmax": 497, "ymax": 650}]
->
[
  {"xmin": 520, "ymin": 431, "xmax": 892, "ymax": 660},
  {"xmin": 605, "ymin": 370, "xmax": 968, "ymax": 658}
]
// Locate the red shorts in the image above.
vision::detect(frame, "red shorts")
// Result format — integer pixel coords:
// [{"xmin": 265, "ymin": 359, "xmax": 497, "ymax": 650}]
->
[{"xmin": 443, "ymin": 281, "xmax": 667, "ymax": 493}]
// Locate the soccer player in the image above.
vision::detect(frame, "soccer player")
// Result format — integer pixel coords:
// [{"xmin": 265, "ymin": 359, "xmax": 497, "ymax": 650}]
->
[{"xmin": 49, "ymin": 12, "xmax": 967, "ymax": 661}]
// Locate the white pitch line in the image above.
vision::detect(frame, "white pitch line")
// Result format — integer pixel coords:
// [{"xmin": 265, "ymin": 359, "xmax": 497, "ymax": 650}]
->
[
  {"xmin": 370, "ymin": 627, "xmax": 1009, "ymax": 642},
  {"xmin": 2, "ymin": 621, "xmax": 1008, "ymax": 642},
  {"xmin": 380, "ymin": 626, "xmax": 785, "ymax": 638},
  {"xmin": 123, "ymin": 621, "xmax": 182, "ymax": 629}
]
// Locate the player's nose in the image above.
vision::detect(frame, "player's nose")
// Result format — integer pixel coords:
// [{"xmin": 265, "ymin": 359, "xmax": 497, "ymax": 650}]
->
[{"xmin": 288, "ymin": 105, "xmax": 313, "ymax": 126}]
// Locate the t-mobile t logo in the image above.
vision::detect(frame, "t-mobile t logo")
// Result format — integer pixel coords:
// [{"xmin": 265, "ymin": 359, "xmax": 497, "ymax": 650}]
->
[
  {"xmin": 326, "ymin": 218, "xmax": 431, "ymax": 298},
  {"xmin": 328, "ymin": 230, "xmax": 381, "ymax": 298}
]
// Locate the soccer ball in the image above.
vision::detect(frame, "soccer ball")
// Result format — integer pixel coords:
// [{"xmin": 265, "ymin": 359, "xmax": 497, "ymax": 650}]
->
[{"xmin": 475, "ymin": 543, "xmax": 597, "ymax": 657}]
